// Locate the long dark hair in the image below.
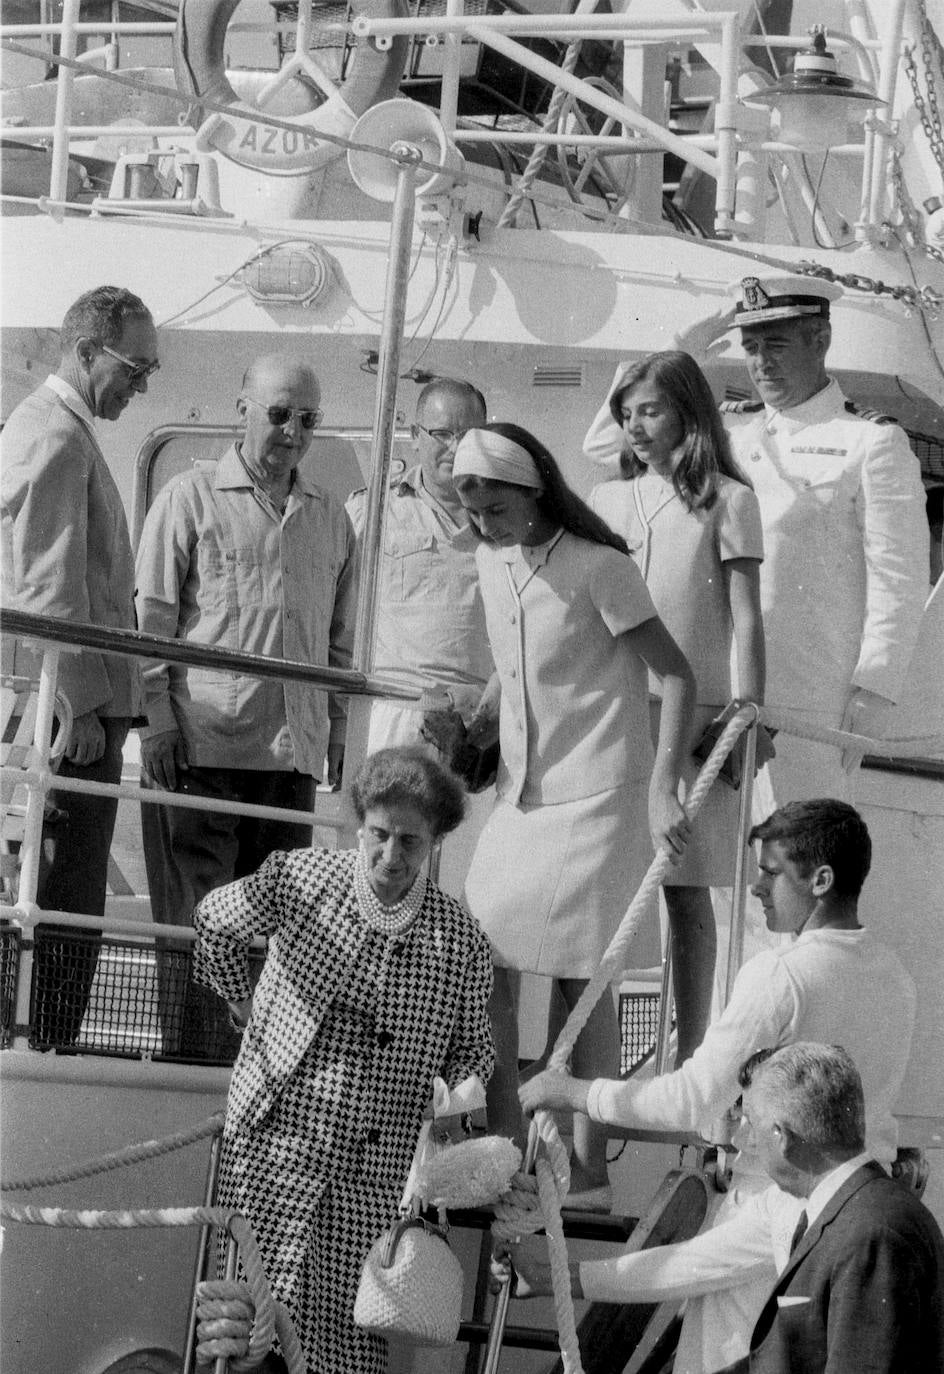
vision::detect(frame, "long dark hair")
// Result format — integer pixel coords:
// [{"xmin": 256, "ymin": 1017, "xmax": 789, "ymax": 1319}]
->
[
  {"xmin": 455, "ymin": 422, "xmax": 629, "ymax": 554},
  {"xmin": 608, "ymin": 351, "xmax": 750, "ymax": 512}
]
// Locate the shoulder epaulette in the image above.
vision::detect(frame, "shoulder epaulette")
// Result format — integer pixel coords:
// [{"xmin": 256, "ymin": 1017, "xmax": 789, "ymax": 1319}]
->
[
  {"xmin": 720, "ymin": 399, "xmax": 764, "ymax": 414},
  {"xmin": 844, "ymin": 400, "xmax": 898, "ymax": 426}
]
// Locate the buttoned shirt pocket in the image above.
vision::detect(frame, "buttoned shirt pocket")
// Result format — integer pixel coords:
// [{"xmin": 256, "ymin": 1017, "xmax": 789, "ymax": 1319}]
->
[
  {"xmin": 195, "ymin": 544, "xmax": 267, "ymax": 609},
  {"xmin": 383, "ymin": 532, "xmax": 437, "ymax": 600}
]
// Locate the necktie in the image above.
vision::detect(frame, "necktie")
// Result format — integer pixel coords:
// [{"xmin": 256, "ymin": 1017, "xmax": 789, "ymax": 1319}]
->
[{"xmin": 789, "ymin": 1209, "xmax": 809, "ymax": 1255}]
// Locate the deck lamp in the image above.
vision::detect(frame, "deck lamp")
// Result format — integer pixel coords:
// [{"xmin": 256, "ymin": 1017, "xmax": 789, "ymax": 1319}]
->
[{"xmin": 747, "ymin": 26, "xmax": 886, "ymax": 149}]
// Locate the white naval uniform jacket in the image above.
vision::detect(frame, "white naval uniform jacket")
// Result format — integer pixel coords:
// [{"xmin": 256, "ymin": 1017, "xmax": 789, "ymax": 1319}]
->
[{"xmin": 724, "ymin": 380, "xmax": 928, "ymax": 718}]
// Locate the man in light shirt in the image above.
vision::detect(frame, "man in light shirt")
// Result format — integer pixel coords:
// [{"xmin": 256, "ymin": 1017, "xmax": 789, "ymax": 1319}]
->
[
  {"xmin": 1, "ymin": 284, "xmax": 158, "ymax": 1045},
  {"xmin": 509, "ymin": 1043, "xmax": 944, "ymax": 1374},
  {"xmin": 518, "ymin": 799, "xmax": 916, "ymax": 1371},
  {"xmin": 345, "ymin": 376, "xmax": 494, "ymax": 754},
  {"xmin": 135, "ymin": 354, "xmax": 357, "ymax": 1056}
]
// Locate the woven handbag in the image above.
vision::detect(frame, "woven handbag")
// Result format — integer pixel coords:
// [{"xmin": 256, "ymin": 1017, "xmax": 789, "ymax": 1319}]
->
[{"xmin": 354, "ymin": 1210, "xmax": 464, "ymax": 1347}]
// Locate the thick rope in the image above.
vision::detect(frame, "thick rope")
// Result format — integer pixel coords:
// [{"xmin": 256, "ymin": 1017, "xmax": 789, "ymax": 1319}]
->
[
  {"xmin": 0, "ymin": 1201, "xmax": 305, "ymax": 1373},
  {"xmin": 197, "ymin": 1280, "xmax": 304, "ymax": 1373},
  {"xmin": 536, "ymin": 1149, "xmax": 582, "ymax": 1373},
  {"xmin": 496, "ymin": 34, "xmax": 584, "ymax": 228},
  {"xmin": 551, "ymin": 706, "xmax": 754, "ymax": 1071},
  {"xmin": 0, "ymin": 1112, "xmax": 226, "ymax": 1193}
]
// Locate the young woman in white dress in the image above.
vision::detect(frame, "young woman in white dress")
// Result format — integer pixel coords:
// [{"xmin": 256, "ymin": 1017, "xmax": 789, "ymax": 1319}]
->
[
  {"xmin": 454, "ymin": 424, "xmax": 695, "ymax": 1201},
  {"xmin": 590, "ymin": 351, "xmax": 772, "ymax": 1059}
]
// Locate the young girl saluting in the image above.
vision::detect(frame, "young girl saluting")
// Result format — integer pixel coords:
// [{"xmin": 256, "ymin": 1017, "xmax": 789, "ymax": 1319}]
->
[
  {"xmin": 455, "ymin": 423, "xmax": 695, "ymax": 1202},
  {"xmin": 589, "ymin": 350, "xmax": 771, "ymax": 1061}
]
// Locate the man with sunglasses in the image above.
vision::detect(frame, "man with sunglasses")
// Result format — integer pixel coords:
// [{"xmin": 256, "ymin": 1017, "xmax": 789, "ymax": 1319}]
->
[
  {"xmin": 135, "ymin": 353, "xmax": 357, "ymax": 1057},
  {"xmin": 1, "ymin": 284, "xmax": 159, "ymax": 1046}
]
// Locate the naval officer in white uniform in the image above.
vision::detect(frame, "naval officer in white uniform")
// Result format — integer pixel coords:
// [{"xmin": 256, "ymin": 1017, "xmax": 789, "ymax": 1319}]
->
[{"xmin": 583, "ymin": 275, "xmax": 929, "ymax": 806}]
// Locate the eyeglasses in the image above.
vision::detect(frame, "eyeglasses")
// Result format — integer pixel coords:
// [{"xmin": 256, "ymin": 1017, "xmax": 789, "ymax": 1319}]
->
[
  {"xmin": 244, "ymin": 396, "xmax": 324, "ymax": 430},
  {"xmin": 413, "ymin": 423, "xmax": 466, "ymax": 447},
  {"xmin": 100, "ymin": 343, "xmax": 161, "ymax": 385}
]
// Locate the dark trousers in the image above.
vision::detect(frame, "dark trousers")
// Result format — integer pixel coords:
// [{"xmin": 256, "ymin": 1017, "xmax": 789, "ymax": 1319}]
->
[
  {"xmin": 141, "ymin": 765, "xmax": 316, "ymax": 1060},
  {"xmin": 32, "ymin": 717, "xmax": 129, "ymax": 1047}
]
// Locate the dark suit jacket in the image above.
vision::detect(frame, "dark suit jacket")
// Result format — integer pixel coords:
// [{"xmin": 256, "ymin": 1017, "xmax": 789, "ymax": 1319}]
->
[{"xmin": 730, "ymin": 1162, "xmax": 944, "ymax": 1373}]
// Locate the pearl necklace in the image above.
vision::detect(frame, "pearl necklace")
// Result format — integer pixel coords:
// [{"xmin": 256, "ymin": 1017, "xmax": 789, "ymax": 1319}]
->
[{"xmin": 353, "ymin": 853, "xmax": 427, "ymax": 936}]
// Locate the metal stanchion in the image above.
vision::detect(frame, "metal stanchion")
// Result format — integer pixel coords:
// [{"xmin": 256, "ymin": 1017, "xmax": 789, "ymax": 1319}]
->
[
  {"xmin": 213, "ymin": 1231, "xmax": 240, "ymax": 1374},
  {"xmin": 723, "ymin": 715, "xmax": 758, "ymax": 1008},
  {"xmin": 653, "ymin": 938, "xmax": 675, "ymax": 1076},
  {"xmin": 343, "ymin": 153, "xmax": 419, "ymax": 799},
  {"xmin": 182, "ymin": 1125, "xmax": 225, "ymax": 1374},
  {"xmin": 481, "ymin": 1130, "xmax": 539, "ymax": 1373},
  {"xmin": 711, "ymin": 710, "xmax": 759, "ymax": 1157}
]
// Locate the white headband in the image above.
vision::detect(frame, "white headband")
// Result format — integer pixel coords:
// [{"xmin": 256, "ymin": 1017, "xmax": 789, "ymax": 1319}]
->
[{"xmin": 452, "ymin": 429, "xmax": 543, "ymax": 490}]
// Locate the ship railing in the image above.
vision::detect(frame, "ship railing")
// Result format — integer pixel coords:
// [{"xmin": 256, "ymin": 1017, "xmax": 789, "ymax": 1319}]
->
[
  {"xmin": 0, "ymin": 1, "xmax": 904, "ymax": 241},
  {"xmin": 0, "ymin": 605, "xmax": 420, "ymax": 1060},
  {"xmin": 0, "ymin": 600, "xmax": 737, "ymax": 1078}
]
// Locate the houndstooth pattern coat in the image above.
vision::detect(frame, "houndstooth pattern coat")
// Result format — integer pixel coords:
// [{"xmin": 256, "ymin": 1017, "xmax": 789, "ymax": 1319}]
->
[{"xmin": 193, "ymin": 847, "xmax": 494, "ymax": 1373}]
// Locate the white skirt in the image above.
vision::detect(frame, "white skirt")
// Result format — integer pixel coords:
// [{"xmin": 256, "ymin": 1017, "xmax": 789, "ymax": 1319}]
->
[
  {"xmin": 464, "ymin": 781, "xmax": 654, "ymax": 978},
  {"xmin": 656, "ymin": 701, "xmax": 742, "ymax": 888}
]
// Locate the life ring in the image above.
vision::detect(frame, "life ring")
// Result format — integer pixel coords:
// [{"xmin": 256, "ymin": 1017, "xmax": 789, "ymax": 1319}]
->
[{"xmin": 174, "ymin": 0, "xmax": 410, "ymax": 175}]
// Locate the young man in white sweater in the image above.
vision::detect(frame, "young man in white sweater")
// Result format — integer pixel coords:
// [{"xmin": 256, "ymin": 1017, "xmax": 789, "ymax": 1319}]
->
[{"xmin": 518, "ymin": 798, "xmax": 916, "ymax": 1374}]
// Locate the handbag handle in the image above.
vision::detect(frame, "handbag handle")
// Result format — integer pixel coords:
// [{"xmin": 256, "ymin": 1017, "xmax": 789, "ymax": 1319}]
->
[{"xmin": 380, "ymin": 1212, "xmax": 450, "ymax": 1269}]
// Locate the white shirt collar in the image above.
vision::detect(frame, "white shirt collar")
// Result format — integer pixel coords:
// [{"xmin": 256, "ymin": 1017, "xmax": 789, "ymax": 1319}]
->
[
  {"xmin": 762, "ymin": 377, "xmax": 840, "ymax": 432},
  {"xmin": 44, "ymin": 373, "xmax": 97, "ymax": 432},
  {"xmin": 804, "ymin": 1150, "xmax": 874, "ymax": 1227}
]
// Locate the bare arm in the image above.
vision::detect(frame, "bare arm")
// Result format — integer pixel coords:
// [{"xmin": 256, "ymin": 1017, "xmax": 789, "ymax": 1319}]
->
[
  {"xmin": 624, "ymin": 616, "xmax": 696, "ymax": 858},
  {"xmin": 726, "ymin": 558, "xmax": 765, "ymax": 703},
  {"xmin": 466, "ymin": 671, "xmax": 501, "ymax": 749},
  {"xmin": 725, "ymin": 557, "xmax": 776, "ymax": 769}
]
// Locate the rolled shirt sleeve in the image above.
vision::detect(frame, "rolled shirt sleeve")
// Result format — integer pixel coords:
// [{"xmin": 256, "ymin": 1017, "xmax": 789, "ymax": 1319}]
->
[
  {"xmin": 580, "ymin": 1188, "xmax": 778, "ymax": 1305},
  {"xmin": 586, "ymin": 950, "xmax": 790, "ymax": 1135},
  {"xmin": 135, "ymin": 483, "xmax": 194, "ymax": 738}
]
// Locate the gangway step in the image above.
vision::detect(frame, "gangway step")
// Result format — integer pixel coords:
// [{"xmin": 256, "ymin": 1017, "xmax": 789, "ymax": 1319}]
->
[
  {"xmin": 459, "ymin": 1322, "xmax": 562, "ymax": 1351},
  {"xmin": 450, "ymin": 1205, "xmax": 638, "ymax": 1244},
  {"xmin": 459, "ymin": 1167, "xmax": 711, "ymax": 1372}
]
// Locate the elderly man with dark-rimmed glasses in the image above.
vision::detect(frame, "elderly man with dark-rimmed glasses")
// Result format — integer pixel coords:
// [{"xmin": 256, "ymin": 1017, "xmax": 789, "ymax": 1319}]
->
[
  {"xmin": 134, "ymin": 353, "xmax": 357, "ymax": 1059},
  {"xmin": 1, "ymin": 283, "xmax": 159, "ymax": 1048}
]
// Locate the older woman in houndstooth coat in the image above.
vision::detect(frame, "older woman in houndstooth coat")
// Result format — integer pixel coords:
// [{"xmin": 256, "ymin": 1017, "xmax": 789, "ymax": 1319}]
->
[{"xmin": 193, "ymin": 747, "xmax": 494, "ymax": 1374}]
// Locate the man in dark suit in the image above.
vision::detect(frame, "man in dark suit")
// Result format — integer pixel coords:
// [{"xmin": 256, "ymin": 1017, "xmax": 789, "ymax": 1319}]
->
[
  {"xmin": 507, "ymin": 1039, "xmax": 943, "ymax": 1374},
  {"xmin": 727, "ymin": 1042, "xmax": 944, "ymax": 1373}
]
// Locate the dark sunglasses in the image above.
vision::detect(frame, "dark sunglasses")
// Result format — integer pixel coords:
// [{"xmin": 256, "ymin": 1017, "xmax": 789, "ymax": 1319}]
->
[
  {"xmin": 244, "ymin": 396, "xmax": 324, "ymax": 430},
  {"xmin": 100, "ymin": 343, "xmax": 160, "ymax": 385}
]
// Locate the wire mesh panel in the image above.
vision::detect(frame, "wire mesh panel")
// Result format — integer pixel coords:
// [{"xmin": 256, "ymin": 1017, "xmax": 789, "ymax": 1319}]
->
[
  {"xmin": 0, "ymin": 924, "xmax": 20, "ymax": 1049},
  {"xmin": 27, "ymin": 928, "xmax": 260, "ymax": 1064},
  {"xmin": 618, "ymin": 991, "xmax": 662, "ymax": 1076}
]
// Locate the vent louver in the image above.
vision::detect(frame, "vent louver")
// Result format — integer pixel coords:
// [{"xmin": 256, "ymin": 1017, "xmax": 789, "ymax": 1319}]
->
[{"xmin": 533, "ymin": 364, "xmax": 584, "ymax": 388}]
